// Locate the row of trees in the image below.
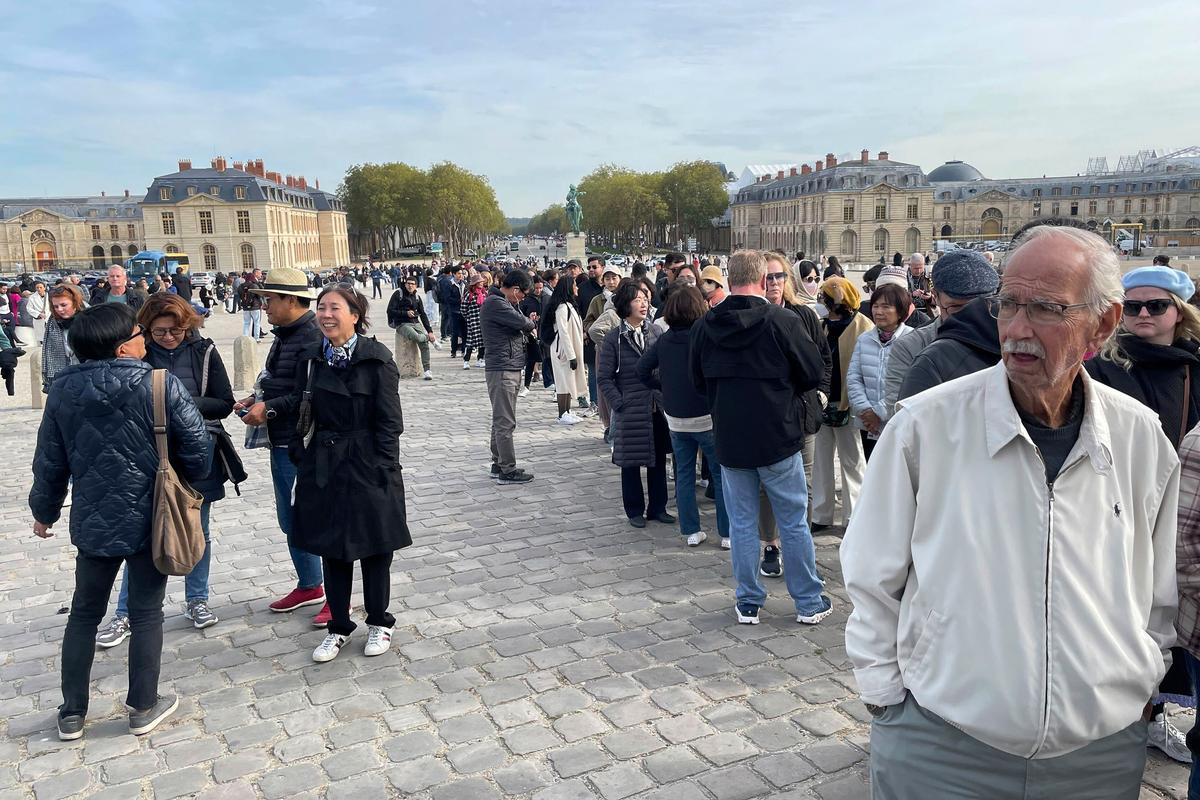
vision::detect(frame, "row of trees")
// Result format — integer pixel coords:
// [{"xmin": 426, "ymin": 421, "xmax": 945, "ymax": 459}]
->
[
  {"xmin": 339, "ymin": 162, "xmax": 508, "ymax": 257},
  {"xmin": 526, "ymin": 161, "xmax": 730, "ymax": 248}
]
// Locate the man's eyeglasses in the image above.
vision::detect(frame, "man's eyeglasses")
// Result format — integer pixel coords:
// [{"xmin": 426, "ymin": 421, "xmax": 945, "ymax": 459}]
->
[
  {"xmin": 765, "ymin": 272, "xmax": 789, "ymax": 283},
  {"xmin": 122, "ymin": 324, "xmax": 146, "ymax": 344},
  {"xmin": 1123, "ymin": 299, "xmax": 1174, "ymax": 317},
  {"xmin": 987, "ymin": 297, "xmax": 1090, "ymax": 325},
  {"xmin": 150, "ymin": 326, "xmax": 186, "ymax": 339}
]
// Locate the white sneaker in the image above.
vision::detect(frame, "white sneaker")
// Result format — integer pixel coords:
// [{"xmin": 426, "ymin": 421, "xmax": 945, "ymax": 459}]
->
[
  {"xmin": 423, "ymin": 370, "xmax": 433, "ymax": 380},
  {"xmin": 686, "ymin": 532, "xmax": 707, "ymax": 547},
  {"xmin": 720, "ymin": 537, "xmax": 731, "ymax": 550},
  {"xmin": 557, "ymin": 412, "xmax": 581, "ymax": 425},
  {"xmin": 546, "ymin": 384, "xmax": 556, "ymax": 393},
  {"xmin": 312, "ymin": 633, "xmax": 348, "ymax": 663},
  {"xmin": 1148, "ymin": 713, "xmax": 1191, "ymax": 763},
  {"xmin": 477, "ymin": 359, "xmax": 485, "ymax": 367},
  {"xmin": 463, "ymin": 361, "xmax": 471, "ymax": 370},
  {"xmin": 518, "ymin": 387, "xmax": 529, "ymax": 397},
  {"xmin": 364, "ymin": 625, "xmax": 393, "ymax": 657},
  {"xmin": 433, "ymin": 340, "xmax": 442, "ymax": 350}
]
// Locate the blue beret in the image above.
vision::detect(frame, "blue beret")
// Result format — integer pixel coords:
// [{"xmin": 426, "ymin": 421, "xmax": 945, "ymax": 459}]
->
[
  {"xmin": 931, "ymin": 249, "xmax": 999, "ymax": 298},
  {"xmin": 1122, "ymin": 266, "xmax": 1195, "ymax": 300}
]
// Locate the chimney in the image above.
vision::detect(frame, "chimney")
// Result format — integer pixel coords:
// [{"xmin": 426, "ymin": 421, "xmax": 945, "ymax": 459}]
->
[
  {"xmin": 776, "ymin": 170, "xmax": 785, "ymax": 180},
  {"xmin": 315, "ymin": 178, "xmax": 320, "ymax": 190},
  {"xmin": 212, "ymin": 156, "xmax": 227, "ymax": 172},
  {"xmin": 801, "ymin": 164, "xmax": 812, "ymax": 176},
  {"xmin": 878, "ymin": 151, "xmax": 889, "ymax": 161},
  {"xmin": 285, "ymin": 175, "xmax": 294, "ymax": 187},
  {"xmin": 826, "ymin": 152, "xmax": 837, "ymax": 168},
  {"xmin": 254, "ymin": 159, "xmax": 264, "ymax": 177},
  {"xmin": 861, "ymin": 149, "xmax": 869, "ymax": 164},
  {"xmin": 124, "ymin": 189, "xmax": 130, "ymax": 198},
  {"xmin": 789, "ymin": 167, "xmax": 798, "ymax": 177},
  {"xmin": 815, "ymin": 160, "xmax": 824, "ymax": 171},
  {"xmin": 233, "ymin": 161, "xmax": 244, "ymax": 172},
  {"xmin": 298, "ymin": 176, "xmax": 307, "ymax": 190},
  {"xmin": 178, "ymin": 159, "xmax": 192, "ymax": 172}
]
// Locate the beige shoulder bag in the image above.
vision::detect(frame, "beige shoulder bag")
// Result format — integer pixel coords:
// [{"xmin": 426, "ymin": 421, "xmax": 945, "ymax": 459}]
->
[{"xmin": 150, "ymin": 369, "xmax": 206, "ymax": 576}]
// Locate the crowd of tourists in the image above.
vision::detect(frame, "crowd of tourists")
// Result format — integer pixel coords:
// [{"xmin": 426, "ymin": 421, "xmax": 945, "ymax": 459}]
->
[{"xmin": 26, "ymin": 221, "xmax": 1200, "ymax": 798}]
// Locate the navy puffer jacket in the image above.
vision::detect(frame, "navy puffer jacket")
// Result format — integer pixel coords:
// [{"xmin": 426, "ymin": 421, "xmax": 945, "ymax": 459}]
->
[
  {"xmin": 598, "ymin": 321, "xmax": 662, "ymax": 468},
  {"xmin": 29, "ymin": 359, "xmax": 211, "ymax": 557}
]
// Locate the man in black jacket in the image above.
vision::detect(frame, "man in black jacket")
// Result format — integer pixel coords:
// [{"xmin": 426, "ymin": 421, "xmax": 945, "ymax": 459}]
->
[
  {"xmin": 233, "ymin": 267, "xmax": 327, "ymax": 622},
  {"xmin": 481, "ymin": 271, "xmax": 536, "ymax": 484},
  {"xmin": 577, "ymin": 256, "xmax": 606, "ymax": 412},
  {"xmin": 171, "ymin": 265, "xmax": 193, "ymax": 302},
  {"xmin": 690, "ymin": 249, "xmax": 832, "ymax": 628}
]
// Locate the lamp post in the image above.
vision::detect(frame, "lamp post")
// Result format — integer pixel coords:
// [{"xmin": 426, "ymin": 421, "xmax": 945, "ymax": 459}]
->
[{"xmin": 19, "ymin": 223, "xmax": 29, "ymax": 275}]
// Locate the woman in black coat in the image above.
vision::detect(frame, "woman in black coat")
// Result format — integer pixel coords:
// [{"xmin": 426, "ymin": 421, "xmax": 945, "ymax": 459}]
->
[
  {"xmin": 291, "ymin": 285, "xmax": 410, "ymax": 664},
  {"xmin": 598, "ymin": 279, "xmax": 672, "ymax": 529}
]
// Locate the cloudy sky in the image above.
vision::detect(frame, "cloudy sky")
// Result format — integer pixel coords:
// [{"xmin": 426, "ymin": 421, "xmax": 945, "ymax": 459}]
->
[{"xmin": 1, "ymin": 0, "xmax": 1196, "ymax": 216}]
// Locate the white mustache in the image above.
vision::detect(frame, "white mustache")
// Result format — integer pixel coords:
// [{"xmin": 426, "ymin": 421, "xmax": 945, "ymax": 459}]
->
[{"xmin": 1002, "ymin": 340, "xmax": 1045, "ymax": 358}]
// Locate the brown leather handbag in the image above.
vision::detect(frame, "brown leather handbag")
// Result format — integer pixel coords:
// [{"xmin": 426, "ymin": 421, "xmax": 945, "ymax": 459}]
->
[{"xmin": 150, "ymin": 369, "xmax": 206, "ymax": 576}]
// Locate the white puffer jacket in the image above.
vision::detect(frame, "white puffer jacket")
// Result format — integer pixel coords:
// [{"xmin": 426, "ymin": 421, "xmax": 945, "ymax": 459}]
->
[{"xmin": 846, "ymin": 324, "xmax": 912, "ymax": 430}]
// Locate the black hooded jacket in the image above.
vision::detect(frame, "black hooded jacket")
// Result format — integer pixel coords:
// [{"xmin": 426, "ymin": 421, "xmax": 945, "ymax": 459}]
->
[
  {"xmin": 1085, "ymin": 333, "xmax": 1200, "ymax": 448},
  {"xmin": 897, "ymin": 296, "xmax": 1000, "ymax": 402},
  {"xmin": 689, "ymin": 294, "xmax": 824, "ymax": 469}
]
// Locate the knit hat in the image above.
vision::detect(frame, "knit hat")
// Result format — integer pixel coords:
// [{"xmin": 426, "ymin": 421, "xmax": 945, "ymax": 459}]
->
[
  {"xmin": 820, "ymin": 276, "xmax": 861, "ymax": 311},
  {"xmin": 931, "ymin": 249, "xmax": 1000, "ymax": 299},
  {"xmin": 875, "ymin": 265, "xmax": 909, "ymax": 289},
  {"xmin": 699, "ymin": 266, "xmax": 724, "ymax": 287},
  {"xmin": 1122, "ymin": 266, "xmax": 1195, "ymax": 301}
]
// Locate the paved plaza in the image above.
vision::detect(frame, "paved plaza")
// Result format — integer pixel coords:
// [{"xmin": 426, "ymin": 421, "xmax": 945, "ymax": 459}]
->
[{"xmin": 0, "ymin": 291, "xmax": 1192, "ymax": 799}]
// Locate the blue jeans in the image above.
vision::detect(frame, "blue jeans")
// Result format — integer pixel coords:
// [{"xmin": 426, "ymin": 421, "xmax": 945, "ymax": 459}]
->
[
  {"xmin": 586, "ymin": 359, "xmax": 599, "ymax": 406},
  {"xmin": 721, "ymin": 451, "xmax": 825, "ymax": 615},
  {"xmin": 242, "ymin": 309, "xmax": 262, "ymax": 338},
  {"xmin": 670, "ymin": 429, "xmax": 728, "ymax": 539},
  {"xmin": 1181, "ymin": 650, "xmax": 1200, "ymax": 800},
  {"xmin": 117, "ymin": 503, "xmax": 211, "ymax": 617},
  {"xmin": 271, "ymin": 446, "xmax": 323, "ymax": 589}
]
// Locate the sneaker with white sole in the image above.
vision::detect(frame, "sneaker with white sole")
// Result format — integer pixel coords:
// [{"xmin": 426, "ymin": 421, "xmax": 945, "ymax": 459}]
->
[
  {"xmin": 685, "ymin": 532, "xmax": 707, "ymax": 547},
  {"xmin": 518, "ymin": 386, "xmax": 529, "ymax": 397},
  {"xmin": 433, "ymin": 341, "xmax": 442, "ymax": 350},
  {"xmin": 128, "ymin": 694, "xmax": 179, "ymax": 736},
  {"xmin": 720, "ymin": 537, "xmax": 731, "ymax": 550},
  {"xmin": 546, "ymin": 384, "xmax": 556, "ymax": 393},
  {"xmin": 760, "ymin": 545, "xmax": 782, "ymax": 578},
  {"xmin": 184, "ymin": 600, "xmax": 218, "ymax": 629},
  {"xmin": 735, "ymin": 603, "xmax": 760, "ymax": 624},
  {"xmin": 477, "ymin": 359, "xmax": 485, "ymax": 367},
  {"xmin": 797, "ymin": 596, "xmax": 834, "ymax": 625},
  {"xmin": 95, "ymin": 615, "xmax": 130, "ymax": 648},
  {"xmin": 312, "ymin": 632, "xmax": 348, "ymax": 663},
  {"xmin": 1148, "ymin": 713, "xmax": 1191, "ymax": 763},
  {"xmin": 462, "ymin": 361, "xmax": 471, "ymax": 370},
  {"xmin": 423, "ymin": 370, "xmax": 433, "ymax": 380},
  {"xmin": 557, "ymin": 412, "xmax": 581, "ymax": 425},
  {"xmin": 364, "ymin": 625, "xmax": 393, "ymax": 657}
]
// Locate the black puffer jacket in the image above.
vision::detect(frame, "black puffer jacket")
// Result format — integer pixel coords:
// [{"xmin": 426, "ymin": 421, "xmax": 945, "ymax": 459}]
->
[
  {"xmin": 598, "ymin": 321, "xmax": 662, "ymax": 468},
  {"xmin": 386, "ymin": 289, "xmax": 432, "ymax": 332},
  {"xmin": 29, "ymin": 359, "xmax": 211, "ymax": 557},
  {"xmin": 262, "ymin": 311, "xmax": 323, "ymax": 445},
  {"xmin": 1085, "ymin": 334, "xmax": 1200, "ymax": 448},
  {"xmin": 635, "ymin": 325, "xmax": 708, "ymax": 420},
  {"xmin": 898, "ymin": 296, "xmax": 1000, "ymax": 402}
]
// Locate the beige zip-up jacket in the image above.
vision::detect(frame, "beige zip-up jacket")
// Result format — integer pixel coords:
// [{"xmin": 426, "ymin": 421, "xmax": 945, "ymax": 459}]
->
[{"xmin": 841, "ymin": 363, "xmax": 1179, "ymax": 758}]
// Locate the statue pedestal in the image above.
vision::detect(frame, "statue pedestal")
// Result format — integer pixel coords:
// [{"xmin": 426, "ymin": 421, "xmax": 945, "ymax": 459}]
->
[{"xmin": 566, "ymin": 232, "xmax": 586, "ymax": 264}]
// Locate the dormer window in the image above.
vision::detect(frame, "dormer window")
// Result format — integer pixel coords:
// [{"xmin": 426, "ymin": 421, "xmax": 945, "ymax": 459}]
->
[
  {"xmin": 186, "ymin": 186, "xmax": 197, "ymax": 197},
  {"xmin": 159, "ymin": 187, "xmax": 171, "ymax": 200}
]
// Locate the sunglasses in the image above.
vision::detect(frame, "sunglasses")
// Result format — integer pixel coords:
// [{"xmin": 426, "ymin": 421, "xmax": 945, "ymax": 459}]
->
[
  {"xmin": 765, "ymin": 272, "xmax": 789, "ymax": 283},
  {"xmin": 1123, "ymin": 299, "xmax": 1174, "ymax": 317}
]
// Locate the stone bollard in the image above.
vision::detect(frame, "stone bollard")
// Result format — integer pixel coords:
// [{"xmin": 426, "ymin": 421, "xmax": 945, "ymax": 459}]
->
[
  {"xmin": 29, "ymin": 346, "xmax": 42, "ymax": 410},
  {"xmin": 232, "ymin": 336, "xmax": 259, "ymax": 392},
  {"xmin": 393, "ymin": 330, "xmax": 424, "ymax": 379}
]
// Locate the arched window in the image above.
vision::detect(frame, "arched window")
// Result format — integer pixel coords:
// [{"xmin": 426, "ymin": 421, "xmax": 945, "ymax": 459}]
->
[
  {"xmin": 110, "ymin": 245, "xmax": 123, "ymax": 259},
  {"xmin": 905, "ymin": 227, "xmax": 920, "ymax": 253},
  {"xmin": 240, "ymin": 243, "xmax": 255, "ymax": 271},
  {"xmin": 165, "ymin": 244, "xmax": 179, "ymax": 253},
  {"xmin": 874, "ymin": 228, "xmax": 888, "ymax": 252},
  {"xmin": 202, "ymin": 244, "xmax": 218, "ymax": 269},
  {"xmin": 1152, "ymin": 219, "xmax": 1160, "ymax": 231},
  {"xmin": 840, "ymin": 229, "xmax": 857, "ymax": 257},
  {"xmin": 940, "ymin": 224, "xmax": 953, "ymax": 237},
  {"xmin": 1187, "ymin": 218, "xmax": 1200, "ymax": 229},
  {"xmin": 91, "ymin": 245, "xmax": 106, "ymax": 270},
  {"xmin": 128, "ymin": 245, "xmax": 139, "ymax": 257}
]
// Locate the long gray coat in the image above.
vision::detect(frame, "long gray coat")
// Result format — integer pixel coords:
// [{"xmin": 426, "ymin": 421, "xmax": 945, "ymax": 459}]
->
[{"xmin": 597, "ymin": 320, "xmax": 662, "ymax": 468}]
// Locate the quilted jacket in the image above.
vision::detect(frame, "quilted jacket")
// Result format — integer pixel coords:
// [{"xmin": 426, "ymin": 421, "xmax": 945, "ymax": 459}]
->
[{"xmin": 29, "ymin": 359, "xmax": 211, "ymax": 557}]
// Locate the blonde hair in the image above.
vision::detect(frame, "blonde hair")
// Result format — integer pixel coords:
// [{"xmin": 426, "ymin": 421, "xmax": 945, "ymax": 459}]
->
[
  {"xmin": 764, "ymin": 251, "xmax": 801, "ymax": 305},
  {"xmin": 728, "ymin": 249, "xmax": 767, "ymax": 288},
  {"xmin": 1099, "ymin": 294, "xmax": 1200, "ymax": 368}
]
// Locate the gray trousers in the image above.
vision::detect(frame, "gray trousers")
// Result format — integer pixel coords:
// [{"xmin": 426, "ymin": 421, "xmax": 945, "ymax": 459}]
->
[
  {"xmin": 486, "ymin": 370, "xmax": 521, "ymax": 472},
  {"xmin": 870, "ymin": 693, "xmax": 1148, "ymax": 800}
]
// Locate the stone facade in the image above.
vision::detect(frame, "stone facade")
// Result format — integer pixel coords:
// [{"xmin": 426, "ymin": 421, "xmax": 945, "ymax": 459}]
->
[
  {"xmin": 732, "ymin": 149, "xmax": 1200, "ymax": 262},
  {"xmin": 0, "ymin": 193, "xmax": 144, "ymax": 272}
]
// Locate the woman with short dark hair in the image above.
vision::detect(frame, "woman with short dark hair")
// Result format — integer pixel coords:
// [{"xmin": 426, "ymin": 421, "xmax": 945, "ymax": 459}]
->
[
  {"xmin": 636, "ymin": 286, "xmax": 726, "ymax": 547},
  {"xmin": 847, "ymin": 282, "xmax": 913, "ymax": 460},
  {"xmin": 599, "ymin": 280, "xmax": 673, "ymax": 529},
  {"xmin": 289, "ymin": 285, "xmax": 411, "ymax": 663},
  {"xmin": 30, "ymin": 302, "xmax": 211, "ymax": 741}
]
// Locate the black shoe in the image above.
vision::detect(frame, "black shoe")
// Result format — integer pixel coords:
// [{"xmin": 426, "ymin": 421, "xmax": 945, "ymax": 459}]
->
[
  {"xmin": 629, "ymin": 516, "xmax": 647, "ymax": 529},
  {"xmin": 650, "ymin": 512, "xmax": 676, "ymax": 524},
  {"xmin": 811, "ymin": 523, "xmax": 831, "ymax": 533},
  {"xmin": 489, "ymin": 463, "xmax": 501, "ymax": 481},
  {"xmin": 498, "ymin": 469, "xmax": 533, "ymax": 484},
  {"xmin": 760, "ymin": 545, "xmax": 782, "ymax": 578},
  {"xmin": 129, "ymin": 694, "xmax": 178, "ymax": 736},
  {"xmin": 57, "ymin": 713, "xmax": 84, "ymax": 741},
  {"xmin": 704, "ymin": 484, "xmax": 716, "ymax": 500}
]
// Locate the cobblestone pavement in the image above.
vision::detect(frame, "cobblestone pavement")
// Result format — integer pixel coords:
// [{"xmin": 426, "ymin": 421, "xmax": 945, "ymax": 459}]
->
[{"xmin": 0, "ymin": 291, "xmax": 1190, "ymax": 799}]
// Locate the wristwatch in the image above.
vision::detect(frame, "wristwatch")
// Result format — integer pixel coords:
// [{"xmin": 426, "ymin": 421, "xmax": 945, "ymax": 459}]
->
[
  {"xmin": 865, "ymin": 703, "xmax": 887, "ymax": 718},
  {"xmin": 265, "ymin": 407, "xmax": 277, "ymax": 420}
]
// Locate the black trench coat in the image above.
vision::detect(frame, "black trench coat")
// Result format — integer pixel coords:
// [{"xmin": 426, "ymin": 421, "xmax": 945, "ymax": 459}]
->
[{"xmin": 290, "ymin": 336, "xmax": 411, "ymax": 562}]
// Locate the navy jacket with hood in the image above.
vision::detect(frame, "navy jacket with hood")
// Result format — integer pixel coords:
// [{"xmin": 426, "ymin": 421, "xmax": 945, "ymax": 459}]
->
[
  {"xmin": 897, "ymin": 296, "xmax": 1000, "ymax": 403},
  {"xmin": 689, "ymin": 295, "xmax": 824, "ymax": 469}
]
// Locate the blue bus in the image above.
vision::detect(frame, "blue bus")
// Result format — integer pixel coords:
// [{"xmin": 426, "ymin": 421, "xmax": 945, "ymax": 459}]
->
[{"xmin": 125, "ymin": 250, "xmax": 190, "ymax": 282}]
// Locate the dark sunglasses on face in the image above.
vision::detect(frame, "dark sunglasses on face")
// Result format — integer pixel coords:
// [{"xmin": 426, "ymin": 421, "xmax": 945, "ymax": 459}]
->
[
  {"xmin": 1123, "ymin": 299, "xmax": 1174, "ymax": 317},
  {"xmin": 765, "ymin": 272, "xmax": 789, "ymax": 282}
]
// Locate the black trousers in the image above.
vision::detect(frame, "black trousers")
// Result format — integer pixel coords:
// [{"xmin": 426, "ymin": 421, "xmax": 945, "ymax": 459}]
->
[
  {"xmin": 621, "ymin": 410, "xmax": 671, "ymax": 519},
  {"xmin": 450, "ymin": 314, "xmax": 464, "ymax": 356},
  {"xmin": 463, "ymin": 345, "xmax": 485, "ymax": 362},
  {"xmin": 439, "ymin": 303, "xmax": 450, "ymax": 338},
  {"xmin": 372, "ymin": 281, "xmax": 383, "ymax": 298},
  {"xmin": 861, "ymin": 431, "xmax": 877, "ymax": 462},
  {"xmin": 524, "ymin": 340, "xmax": 541, "ymax": 387},
  {"xmin": 323, "ymin": 553, "xmax": 395, "ymax": 636},
  {"xmin": 61, "ymin": 548, "xmax": 166, "ymax": 716}
]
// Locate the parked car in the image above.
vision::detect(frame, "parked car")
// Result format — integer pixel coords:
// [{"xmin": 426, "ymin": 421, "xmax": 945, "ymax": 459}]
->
[{"xmin": 190, "ymin": 271, "xmax": 213, "ymax": 288}]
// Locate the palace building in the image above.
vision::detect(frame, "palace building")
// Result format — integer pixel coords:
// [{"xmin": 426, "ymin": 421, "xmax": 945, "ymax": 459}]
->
[
  {"xmin": 731, "ymin": 147, "xmax": 1200, "ymax": 260},
  {"xmin": 1, "ymin": 192, "xmax": 144, "ymax": 271}
]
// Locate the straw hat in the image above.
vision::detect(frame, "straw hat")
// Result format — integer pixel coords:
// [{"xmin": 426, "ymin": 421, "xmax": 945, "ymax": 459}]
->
[{"xmin": 250, "ymin": 267, "xmax": 317, "ymax": 299}]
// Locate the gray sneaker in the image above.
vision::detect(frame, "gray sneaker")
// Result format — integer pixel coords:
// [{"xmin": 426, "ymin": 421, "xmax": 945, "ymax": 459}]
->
[
  {"xmin": 95, "ymin": 616, "xmax": 130, "ymax": 648},
  {"xmin": 184, "ymin": 600, "xmax": 218, "ymax": 629},
  {"xmin": 57, "ymin": 713, "xmax": 84, "ymax": 741},
  {"xmin": 129, "ymin": 694, "xmax": 178, "ymax": 736}
]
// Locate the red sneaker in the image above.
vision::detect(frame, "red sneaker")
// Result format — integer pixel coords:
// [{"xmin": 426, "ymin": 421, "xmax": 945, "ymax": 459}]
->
[
  {"xmin": 269, "ymin": 586, "xmax": 325, "ymax": 613},
  {"xmin": 312, "ymin": 603, "xmax": 332, "ymax": 627}
]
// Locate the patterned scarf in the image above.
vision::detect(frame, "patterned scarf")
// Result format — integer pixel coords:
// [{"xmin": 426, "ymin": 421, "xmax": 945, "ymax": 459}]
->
[{"xmin": 323, "ymin": 335, "xmax": 357, "ymax": 369}]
